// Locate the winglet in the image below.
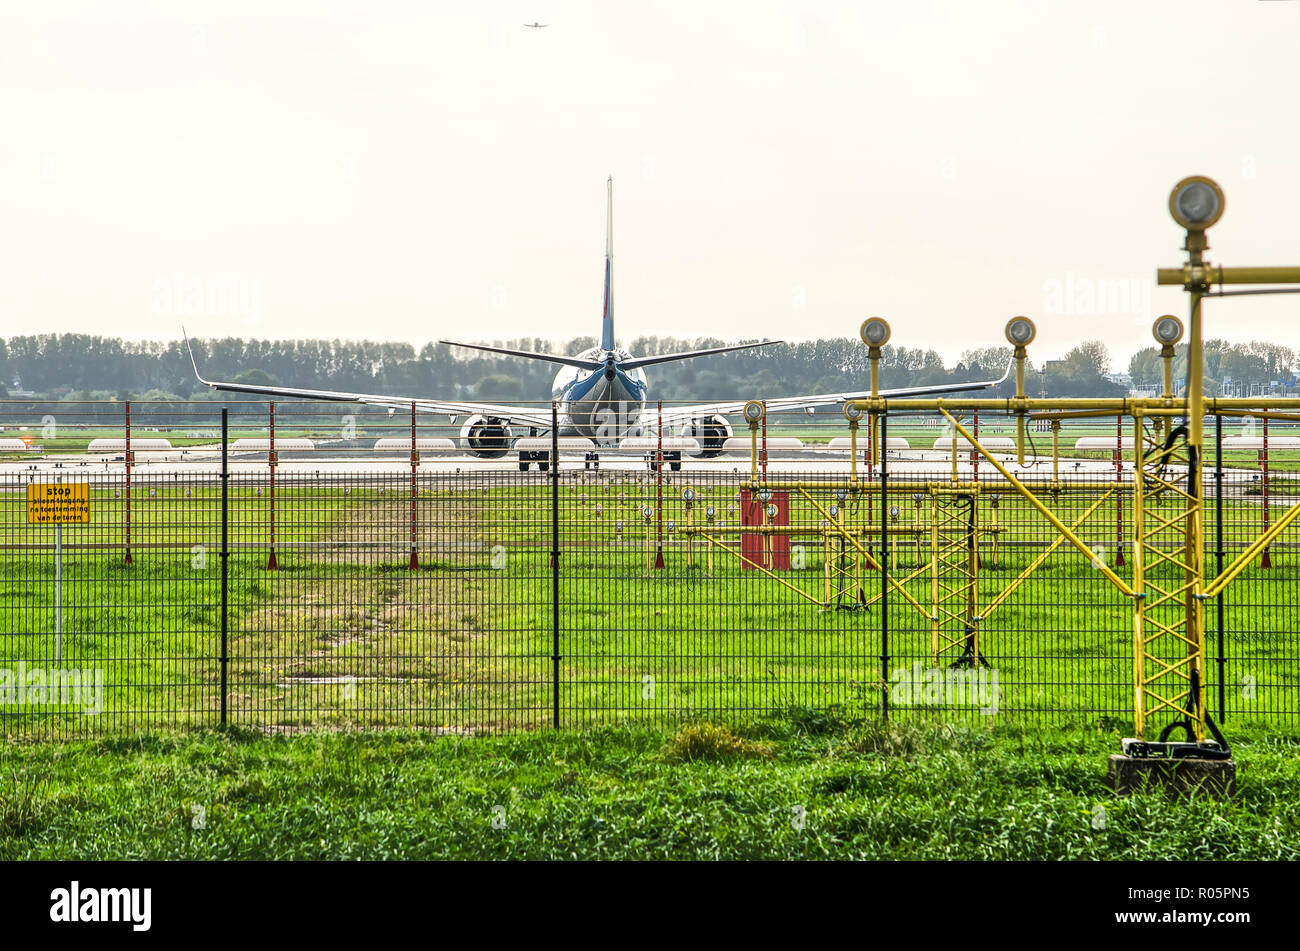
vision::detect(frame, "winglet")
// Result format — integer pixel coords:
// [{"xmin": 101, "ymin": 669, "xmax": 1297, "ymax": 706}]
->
[
  {"xmin": 993, "ymin": 354, "xmax": 1015, "ymax": 388},
  {"xmin": 182, "ymin": 327, "xmax": 214, "ymax": 388}
]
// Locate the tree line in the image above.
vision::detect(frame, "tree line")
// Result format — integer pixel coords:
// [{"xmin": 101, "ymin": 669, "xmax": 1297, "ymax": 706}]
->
[
  {"xmin": 0, "ymin": 332, "xmax": 1147, "ymax": 405},
  {"xmin": 1127, "ymin": 340, "xmax": 1296, "ymax": 393}
]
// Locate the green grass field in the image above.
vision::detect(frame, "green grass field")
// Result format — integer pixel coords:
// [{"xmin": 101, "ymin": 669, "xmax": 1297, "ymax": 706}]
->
[
  {"xmin": 2, "ymin": 718, "xmax": 1297, "ymax": 859},
  {"xmin": 2, "ymin": 478, "xmax": 1297, "ymax": 735}
]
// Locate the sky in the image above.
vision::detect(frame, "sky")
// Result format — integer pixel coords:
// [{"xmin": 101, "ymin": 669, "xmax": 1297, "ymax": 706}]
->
[{"xmin": 2, "ymin": 0, "xmax": 1300, "ymax": 372}]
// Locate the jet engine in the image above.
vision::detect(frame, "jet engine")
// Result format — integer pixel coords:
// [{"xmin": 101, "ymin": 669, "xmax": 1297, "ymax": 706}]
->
[
  {"xmin": 682, "ymin": 414, "xmax": 733, "ymax": 457},
  {"xmin": 459, "ymin": 416, "xmax": 513, "ymax": 458}
]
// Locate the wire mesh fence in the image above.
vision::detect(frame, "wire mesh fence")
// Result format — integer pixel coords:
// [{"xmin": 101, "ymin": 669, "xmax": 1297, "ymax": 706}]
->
[{"xmin": 1, "ymin": 399, "xmax": 1298, "ymax": 737}]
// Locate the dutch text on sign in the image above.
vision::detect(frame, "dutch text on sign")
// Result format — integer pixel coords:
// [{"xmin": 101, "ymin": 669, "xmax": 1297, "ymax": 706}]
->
[{"xmin": 27, "ymin": 483, "xmax": 92, "ymax": 524}]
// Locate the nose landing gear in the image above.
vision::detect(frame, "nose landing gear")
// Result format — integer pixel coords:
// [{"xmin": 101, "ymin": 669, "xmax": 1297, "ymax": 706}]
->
[
  {"xmin": 518, "ymin": 450, "xmax": 550, "ymax": 471},
  {"xmin": 643, "ymin": 451, "xmax": 682, "ymax": 472}
]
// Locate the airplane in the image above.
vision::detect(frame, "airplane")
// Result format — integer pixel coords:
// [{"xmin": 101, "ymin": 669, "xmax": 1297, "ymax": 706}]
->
[
  {"xmin": 186, "ymin": 177, "xmax": 1012, "ymax": 471},
  {"xmin": 524, "ymin": 22, "xmax": 548, "ymax": 28}
]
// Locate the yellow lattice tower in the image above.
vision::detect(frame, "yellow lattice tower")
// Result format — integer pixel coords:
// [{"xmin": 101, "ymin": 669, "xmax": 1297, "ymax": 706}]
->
[
  {"xmin": 1131, "ymin": 413, "xmax": 1206, "ymax": 739},
  {"xmin": 820, "ymin": 511, "xmax": 865, "ymax": 609},
  {"xmin": 928, "ymin": 487, "xmax": 983, "ymax": 667},
  {"xmin": 830, "ymin": 535, "xmax": 866, "ymax": 607}
]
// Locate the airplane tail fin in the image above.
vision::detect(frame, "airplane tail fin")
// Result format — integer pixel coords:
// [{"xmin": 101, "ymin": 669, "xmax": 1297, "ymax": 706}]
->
[{"xmin": 601, "ymin": 176, "xmax": 615, "ymax": 351}]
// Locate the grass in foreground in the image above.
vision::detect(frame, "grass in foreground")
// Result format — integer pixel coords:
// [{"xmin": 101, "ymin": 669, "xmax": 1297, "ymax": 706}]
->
[{"xmin": 2, "ymin": 716, "xmax": 1297, "ymax": 860}]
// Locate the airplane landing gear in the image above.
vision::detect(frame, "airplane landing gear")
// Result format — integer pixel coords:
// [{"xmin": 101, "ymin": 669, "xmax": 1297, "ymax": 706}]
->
[
  {"xmin": 644, "ymin": 451, "xmax": 682, "ymax": 472},
  {"xmin": 518, "ymin": 450, "xmax": 550, "ymax": 471},
  {"xmin": 584, "ymin": 451, "xmax": 600, "ymax": 470}
]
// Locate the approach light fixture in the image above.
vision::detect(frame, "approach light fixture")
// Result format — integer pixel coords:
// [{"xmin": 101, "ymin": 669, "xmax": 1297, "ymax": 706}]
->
[
  {"xmin": 641, "ymin": 505, "xmax": 654, "ymax": 519},
  {"xmin": 860, "ymin": 317, "xmax": 891, "ymax": 348},
  {"xmin": 765, "ymin": 504, "xmax": 779, "ymax": 519},
  {"xmin": 1153, "ymin": 315, "xmax": 1184, "ymax": 346},
  {"xmin": 681, "ymin": 487, "xmax": 696, "ymax": 502},
  {"xmin": 889, "ymin": 504, "xmax": 900, "ymax": 519},
  {"xmin": 829, "ymin": 504, "xmax": 840, "ymax": 518},
  {"xmin": 743, "ymin": 401, "xmax": 765, "ymax": 423},
  {"xmin": 843, "ymin": 402, "xmax": 864, "ymax": 422},
  {"xmin": 1169, "ymin": 176, "xmax": 1225, "ymax": 232},
  {"xmin": 705, "ymin": 505, "xmax": 716, "ymax": 519},
  {"xmin": 758, "ymin": 488, "xmax": 773, "ymax": 503},
  {"xmin": 1005, "ymin": 316, "xmax": 1036, "ymax": 347}
]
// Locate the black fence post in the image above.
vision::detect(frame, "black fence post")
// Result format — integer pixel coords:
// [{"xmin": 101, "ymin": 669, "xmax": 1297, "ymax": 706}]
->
[
  {"xmin": 879, "ymin": 409, "xmax": 889, "ymax": 722},
  {"xmin": 1214, "ymin": 413, "xmax": 1226, "ymax": 724},
  {"xmin": 220, "ymin": 407, "xmax": 229, "ymax": 728},
  {"xmin": 551, "ymin": 401, "xmax": 561, "ymax": 730}
]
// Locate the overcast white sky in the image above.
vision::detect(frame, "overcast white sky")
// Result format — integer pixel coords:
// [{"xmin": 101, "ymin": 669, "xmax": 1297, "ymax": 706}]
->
[{"xmin": 3, "ymin": 0, "xmax": 1299, "ymax": 369}]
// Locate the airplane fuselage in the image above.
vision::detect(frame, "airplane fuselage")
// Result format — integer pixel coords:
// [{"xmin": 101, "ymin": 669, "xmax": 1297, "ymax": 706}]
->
[{"xmin": 551, "ymin": 348, "xmax": 648, "ymax": 445}]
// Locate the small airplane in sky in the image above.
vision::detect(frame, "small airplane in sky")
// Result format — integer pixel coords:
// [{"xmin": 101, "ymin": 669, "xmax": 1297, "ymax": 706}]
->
[
  {"xmin": 187, "ymin": 178, "xmax": 1010, "ymax": 469},
  {"xmin": 524, "ymin": 22, "xmax": 548, "ymax": 29}
]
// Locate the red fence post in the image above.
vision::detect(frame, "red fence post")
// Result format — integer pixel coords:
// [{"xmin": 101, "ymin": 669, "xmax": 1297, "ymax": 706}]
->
[
  {"xmin": 1114, "ymin": 413, "xmax": 1125, "ymax": 567},
  {"xmin": 124, "ymin": 400, "xmax": 133, "ymax": 565},
  {"xmin": 409, "ymin": 402, "xmax": 420, "ymax": 569},
  {"xmin": 654, "ymin": 401, "xmax": 664, "ymax": 569},
  {"xmin": 267, "ymin": 401, "xmax": 279, "ymax": 569},
  {"xmin": 866, "ymin": 414, "xmax": 875, "ymax": 532},
  {"xmin": 972, "ymin": 409, "xmax": 980, "ymax": 568},
  {"xmin": 1261, "ymin": 414, "xmax": 1272, "ymax": 568}
]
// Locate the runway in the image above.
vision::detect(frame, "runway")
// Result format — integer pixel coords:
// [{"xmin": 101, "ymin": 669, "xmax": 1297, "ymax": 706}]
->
[{"xmin": 0, "ymin": 445, "xmax": 1276, "ymax": 491}]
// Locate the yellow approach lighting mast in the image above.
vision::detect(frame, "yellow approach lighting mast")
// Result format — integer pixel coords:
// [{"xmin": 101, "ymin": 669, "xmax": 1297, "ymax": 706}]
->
[{"xmin": 1123, "ymin": 176, "xmax": 1300, "ymax": 759}]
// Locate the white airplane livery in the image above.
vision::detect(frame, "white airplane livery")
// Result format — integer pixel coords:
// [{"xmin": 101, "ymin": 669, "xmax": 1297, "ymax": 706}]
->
[{"xmin": 187, "ymin": 178, "xmax": 1010, "ymax": 468}]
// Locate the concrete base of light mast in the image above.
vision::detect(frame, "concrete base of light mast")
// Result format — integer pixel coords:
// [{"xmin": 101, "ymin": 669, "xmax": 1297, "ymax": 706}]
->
[{"xmin": 1107, "ymin": 740, "xmax": 1236, "ymax": 800}]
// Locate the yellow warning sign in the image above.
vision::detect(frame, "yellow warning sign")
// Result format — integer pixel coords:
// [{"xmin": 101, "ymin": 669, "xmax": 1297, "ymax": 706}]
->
[{"xmin": 27, "ymin": 483, "xmax": 91, "ymax": 524}]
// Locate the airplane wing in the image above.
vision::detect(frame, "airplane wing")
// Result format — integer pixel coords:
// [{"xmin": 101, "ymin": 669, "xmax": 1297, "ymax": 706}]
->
[
  {"xmin": 184, "ymin": 334, "xmax": 554, "ymax": 429},
  {"xmin": 656, "ymin": 356, "xmax": 1015, "ymax": 429}
]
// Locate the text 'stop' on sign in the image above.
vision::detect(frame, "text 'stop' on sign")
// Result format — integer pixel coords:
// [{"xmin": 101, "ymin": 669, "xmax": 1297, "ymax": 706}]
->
[{"xmin": 26, "ymin": 483, "xmax": 92, "ymax": 524}]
